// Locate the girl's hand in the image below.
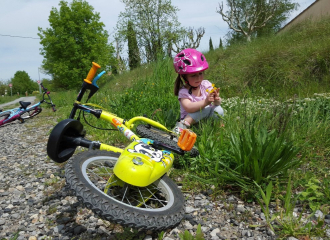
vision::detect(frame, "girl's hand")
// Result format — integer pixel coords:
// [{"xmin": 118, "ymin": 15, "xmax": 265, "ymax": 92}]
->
[
  {"xmin": 205, "ymin": 92, "xmax": 215, "ymax": 105},
  {"xmin": 213, "ymin": 88, "xmax": 221, "ymax": 105}
]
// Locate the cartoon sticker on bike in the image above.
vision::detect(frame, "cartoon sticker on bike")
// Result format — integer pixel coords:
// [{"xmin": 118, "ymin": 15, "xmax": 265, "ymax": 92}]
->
[{"xmin": 126, "ymin": 142, "xmax": 170, "ymax": 167}]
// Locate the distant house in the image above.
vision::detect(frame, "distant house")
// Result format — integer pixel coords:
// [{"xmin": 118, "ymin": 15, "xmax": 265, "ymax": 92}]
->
[{"xmin": 278, "ymin": 0, "xmax": 330, "ymax": 33}]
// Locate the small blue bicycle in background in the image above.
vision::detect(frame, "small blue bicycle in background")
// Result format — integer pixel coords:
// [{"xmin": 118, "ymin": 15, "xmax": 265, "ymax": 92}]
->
[{"xmin": 0, "ymin": 83, "xmax": 56, "ymax": 127}]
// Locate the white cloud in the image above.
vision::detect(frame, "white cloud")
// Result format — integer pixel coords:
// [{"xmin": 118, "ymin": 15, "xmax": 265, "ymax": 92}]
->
[{"xmin": 0, "ymin": 0, "xmax": 315, "ymax": 82}]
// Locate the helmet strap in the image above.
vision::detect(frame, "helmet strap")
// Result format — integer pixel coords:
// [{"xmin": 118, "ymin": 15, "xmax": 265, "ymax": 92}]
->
[
  {"xmin": 180, "ymin": 75, "xmax": 198, "ymax": 95},
  {"xmin": 184, "ymin": 80, "xmax": 198, "ymax": 95}
]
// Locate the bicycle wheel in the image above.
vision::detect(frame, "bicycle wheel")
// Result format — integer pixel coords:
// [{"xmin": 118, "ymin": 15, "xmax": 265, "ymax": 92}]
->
[
  {"xmin": 65, "ymin": 150, "xmax": 185, "ymax": 231},
  {"xmin": 136, "ymin": 124, "xmax": 199, "ymax": 157},
  {"xmin": 0, "ymin": 112, "xmax": 10, "ymax": 122},
  {"xmin": 21, "ymin": 107, "xmax": 42, "ymax": 119}
]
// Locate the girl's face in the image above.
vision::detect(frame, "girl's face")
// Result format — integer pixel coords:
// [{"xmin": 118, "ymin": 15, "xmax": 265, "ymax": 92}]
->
[{"xmin": 184, "ymin": 71, "xmax": 204, "ymax": 87}]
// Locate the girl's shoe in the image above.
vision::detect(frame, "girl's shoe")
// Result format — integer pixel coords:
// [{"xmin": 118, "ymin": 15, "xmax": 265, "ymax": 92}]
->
[{"xmin": 172, "ymin": 121, "xmax": 187, "ymax": 136}]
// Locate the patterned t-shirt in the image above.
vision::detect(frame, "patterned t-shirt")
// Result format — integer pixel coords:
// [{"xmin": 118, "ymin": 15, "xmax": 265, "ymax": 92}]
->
[{"xmin": 178, "ymin": 80, "xmax": 213, "ymax": 119}]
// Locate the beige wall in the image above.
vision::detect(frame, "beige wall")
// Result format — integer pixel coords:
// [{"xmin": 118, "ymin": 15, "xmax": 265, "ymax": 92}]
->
[{"xmin": 279, "ymin": 0, "xmax": 330, "ymax": 33}]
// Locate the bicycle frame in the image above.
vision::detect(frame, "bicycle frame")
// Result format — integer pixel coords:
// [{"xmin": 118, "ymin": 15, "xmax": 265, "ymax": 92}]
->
[
  {"xmin": 54, "ymin": 101, "xmax": 197, "ymax": 187},
  {"xmin": 68, "ymin": 102, "xmax": 190, "ymax": 154},
  {"xmin": 0, "ymin": 83, "xmax": 56, "ymax": 126}
]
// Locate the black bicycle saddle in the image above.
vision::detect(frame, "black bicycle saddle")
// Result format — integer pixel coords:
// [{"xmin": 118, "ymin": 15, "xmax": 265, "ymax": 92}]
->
[{"xmin": 19, "ymin": 101, "xmax": 31, "ymax": 109}]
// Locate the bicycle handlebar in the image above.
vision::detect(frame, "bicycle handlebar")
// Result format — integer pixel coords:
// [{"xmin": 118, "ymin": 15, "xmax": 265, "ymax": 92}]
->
[
  {"xmin": 40, "ymin": 83, "xmax": 47, "ymax": 92},
  {"xmin": 69, "ymin": 62, "xmax": 105, "ymax": 119},
  {"xmin": 84, "ymin": 62, "xmax": 101, "ymax": 84},
  {"xmin": 39, "ymin": 83, "xmax": 56, "ymax": 112}
]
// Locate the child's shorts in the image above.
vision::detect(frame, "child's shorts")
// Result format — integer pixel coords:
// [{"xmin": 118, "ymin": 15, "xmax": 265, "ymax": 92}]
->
[{"xmin": 187, "ymin": 105, "xmax": 224, "ymax": 123}]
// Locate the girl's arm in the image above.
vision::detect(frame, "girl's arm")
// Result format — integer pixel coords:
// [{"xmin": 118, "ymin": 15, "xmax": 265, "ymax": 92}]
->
[{"xmin": 181, "ymin": 94, "xmax": 213, "ymax": 113}]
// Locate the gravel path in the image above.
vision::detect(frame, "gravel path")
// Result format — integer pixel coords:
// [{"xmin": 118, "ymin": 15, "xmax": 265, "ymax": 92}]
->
[
  {"xmin": 0, "ymin": 116, "xmax": 329, "ymax": 240},
  {"xmin": 0, "ymin": 96, "xmax": 37, "ymax": 109}
]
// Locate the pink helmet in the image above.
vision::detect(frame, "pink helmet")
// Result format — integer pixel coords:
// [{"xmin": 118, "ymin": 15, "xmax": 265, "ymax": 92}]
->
[{"xmin": 173, "ymin": 48, "xmax": 208, "ymax": 74}]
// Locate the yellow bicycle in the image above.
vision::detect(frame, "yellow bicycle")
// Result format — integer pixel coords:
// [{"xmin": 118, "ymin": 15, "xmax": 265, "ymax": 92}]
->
[{"xmin": 47, "ymin": 63, "xmax": 197, "ymax": 231}]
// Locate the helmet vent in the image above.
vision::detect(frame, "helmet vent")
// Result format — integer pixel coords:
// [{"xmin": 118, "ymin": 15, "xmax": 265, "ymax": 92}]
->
[
  {"xmin": 201, "ymin": 55, "xmax": 204, "ymax": 61},
  {"xmin": 183, "ymin": 59, "xmax": 191, "ymax": 65}
]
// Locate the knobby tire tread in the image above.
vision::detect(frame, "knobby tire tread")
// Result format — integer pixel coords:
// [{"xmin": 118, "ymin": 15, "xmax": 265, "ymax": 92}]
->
[
  {"xmin": 65, "ymin": 150, "xmax": 185, "ymax": 230},
  {"xmin": 136, "ymin": 124, "xmax": 199, "ymax": 157}
]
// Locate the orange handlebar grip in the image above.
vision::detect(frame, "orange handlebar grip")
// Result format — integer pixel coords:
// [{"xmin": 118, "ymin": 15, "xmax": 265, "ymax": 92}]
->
[
  {"xmin": 84, "ymin": 62, "xmax": 101, "ymax": 84},
  {"xmin": 177, "ymin": 129, "xmax": 197, "ymax": 151}
]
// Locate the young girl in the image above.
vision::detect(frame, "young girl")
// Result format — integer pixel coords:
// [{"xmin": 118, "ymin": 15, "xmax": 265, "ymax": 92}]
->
[{"xmin": 173, "ymin": 48, "xmax": 224, "ymax": 134}]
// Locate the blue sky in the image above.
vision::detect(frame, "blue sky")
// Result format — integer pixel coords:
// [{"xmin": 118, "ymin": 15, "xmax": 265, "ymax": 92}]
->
[{"xmin": 0, "ymin": 0, "xmax": 315, "ymax": 82}]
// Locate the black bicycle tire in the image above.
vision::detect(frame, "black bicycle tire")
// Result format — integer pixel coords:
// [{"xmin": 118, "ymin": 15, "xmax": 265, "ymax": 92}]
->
[
  {"xmin": 136, "ymin": 124, "xmax": 199, "ymax": 157},
  {"xmin": 21, "ymin": 107, "xmax": 42, "ymax": 119},
  {"xmin": 65, "ymin": 150, "xmax": 185, "ymax": 231}
]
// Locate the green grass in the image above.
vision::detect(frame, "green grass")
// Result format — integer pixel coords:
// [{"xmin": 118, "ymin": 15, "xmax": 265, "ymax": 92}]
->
[
  {"xmin": 0, "ymin": 95, "xmax": 20, "ymax": 106},
  {"xmin": 206, "ymin": 18, "xmax": 330, "ymax": 99}
]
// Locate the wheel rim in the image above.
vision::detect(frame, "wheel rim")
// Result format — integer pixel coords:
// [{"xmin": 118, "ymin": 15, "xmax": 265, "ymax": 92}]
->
[
  {"xmin": 21, "ymin": 108, "xmax": 40, "ymax": 119},
  {"xmin": 20, "ymin": 110, "xmax": 32, "ymax": 118},
  {"xmin": 81, "ymin": 156, "xmax": 175, "ymax": 212}
]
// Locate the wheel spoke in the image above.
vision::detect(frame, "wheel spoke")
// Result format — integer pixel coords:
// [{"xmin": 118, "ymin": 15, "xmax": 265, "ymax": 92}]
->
[
  {"xmin": 146, "ymin": 187, "xmax": 167, "ymax": 207},
  {"xmin": 91, "ymin": 162, "xmax": 114, "ymax": 177},
  {"xmin": 121, "ymin": 185, "xmax": 128, "ymax": 202},
  {"xmin": 87, "ymin": 168, "xmax": 105, "ymax": 181},
  {"xmin": 138, "ymin": 188, "xmax": 153, "ymax": 209},
  {"xmin": 80, "ymin": 156, "xmax": 175, "ymax": 211}
]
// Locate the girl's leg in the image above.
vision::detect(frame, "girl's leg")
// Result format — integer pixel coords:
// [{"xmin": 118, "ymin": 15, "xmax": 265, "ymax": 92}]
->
[
  {"xmin": 173, "ymin": 115, "xmax": 194, "ymax": 135},
  {"xmin": 212, "ymin": 105, "xmax": 224, "ymax": 117},
  {"xmin": 186, "ymin": 105, "xmax": 224, "ymax": 124},
  {"xmin": 182, "ymin": 115, "xmax": 194, "ymax": 126},
  {"xmin": 174, "ymin": 105, "xmax": 224, "ymax": 134},
  {"xmin": 187, "ymin": 105, "xmax": 213, "ymax": 123}
]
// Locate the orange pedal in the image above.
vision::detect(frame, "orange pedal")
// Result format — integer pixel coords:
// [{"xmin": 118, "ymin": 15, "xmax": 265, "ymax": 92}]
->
[{"xmin": 177, "ymin": 129, "xmax": 197, "ymax": 151}]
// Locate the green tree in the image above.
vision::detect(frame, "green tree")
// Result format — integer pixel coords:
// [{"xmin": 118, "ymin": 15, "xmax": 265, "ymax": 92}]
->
[
  {"xmin": 255, "ymin": 0, "xmax": 297, "ymax": 37},
  {"xmin": 171, "ymin": 27, "xmax": 205, "ymax": 53},
  {"xmin": 225, "ymin": 30, "xmax": 246, "ymax": 46},
  {"xmin": 0, "ymin": 81, "xmax": 9, "ymax": 96},
  {"xmin": 38, "ymin": 0, "xmax": 117, "ymax": 89},
  {"xmin": 217, "ymin": 0, "xmax": 298, "ymax": 42},
  {"xmin": 116, "ymin": 0, "xmax": 205, "ymax": 61},
  {"xmin": 127, "ymin": 21, "xmax": 141, "ymax": 70},
  {"xmin": 219, "ymin": 37, "xmax": 223, "ymax": 49},
  {"xmin": 209, "ymin": 37, "xmax": 214, "ymax": 51},
  {"xmin": 117, "ymin": 0, "xmax": 179, "ymax": 62},
  {"xmin": 11, "ymin": 71, "xmax": 38, "ymax": 95}
]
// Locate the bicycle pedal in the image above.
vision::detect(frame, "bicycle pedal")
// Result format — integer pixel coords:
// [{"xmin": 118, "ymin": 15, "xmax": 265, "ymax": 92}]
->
[{"xmin": 177, "ymin": 129, "xmax": 196, "ymax": 151}]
